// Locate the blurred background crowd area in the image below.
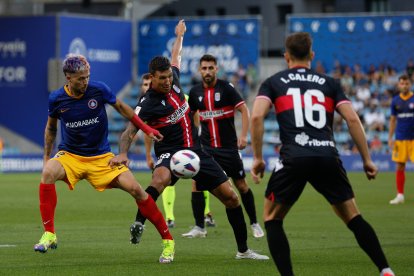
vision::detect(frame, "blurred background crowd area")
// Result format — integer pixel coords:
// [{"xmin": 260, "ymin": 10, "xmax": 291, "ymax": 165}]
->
[
  {"xmin": 110, "ymin": 59, "xmax": 414, "ymax": 156},
  {"xmin": 1, "ymin": 0, "xmax": 414, "ymax": 158}
]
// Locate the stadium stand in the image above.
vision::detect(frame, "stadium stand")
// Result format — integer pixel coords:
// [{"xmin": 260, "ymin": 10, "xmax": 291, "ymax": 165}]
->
[{"xmin": 107, "ymin": 60, "xmax": 414, "ymax": 156}]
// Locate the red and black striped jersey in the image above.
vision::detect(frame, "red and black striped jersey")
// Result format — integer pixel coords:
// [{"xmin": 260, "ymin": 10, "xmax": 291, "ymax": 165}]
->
[
  {"xmin": 135, "ymin": 66, "xmax": 200, "ymax": 156},
  {"xmin": 188, "ymin": 79, "xmax": 244, "ymax": 150},
  {"xmin": 257, "ymin": 66, "xmax": 351, "ymax": 159}
]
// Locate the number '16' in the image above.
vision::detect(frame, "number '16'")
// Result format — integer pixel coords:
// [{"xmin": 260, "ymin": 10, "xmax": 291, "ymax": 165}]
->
[{"xmin": 287, "ymin": 88, "xmax": 326, "ymax": 129}]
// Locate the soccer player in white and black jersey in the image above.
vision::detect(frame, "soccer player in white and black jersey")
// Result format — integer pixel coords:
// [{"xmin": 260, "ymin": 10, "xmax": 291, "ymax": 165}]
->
[
  {"xmin": 111, "ymin": 20, "xmax": 268, "ymax": 261},
  {"xmin": 185, "ymin": 54, "xmax": 264, "ymax": 239},
  {"xmin": 250, "ymin": 32, "xmax": 394, "ymax": 276}
]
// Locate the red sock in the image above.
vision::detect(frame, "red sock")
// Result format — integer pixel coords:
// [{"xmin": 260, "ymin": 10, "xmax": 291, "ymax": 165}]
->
[
  {"xmin": 136, "ymin": 196, "xmax": 173, "ymax": 240},
  {"xmin": 39, "ymin": 183, "xmax": 57, "ymax": 233},
  {"xmin": 396, "ymin": 170, "xmax": 405, "ymax": 194}
]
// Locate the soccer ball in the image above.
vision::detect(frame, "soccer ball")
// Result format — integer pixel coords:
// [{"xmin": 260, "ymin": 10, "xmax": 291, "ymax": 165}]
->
[{"xmin": 170, "ymin": 149, "xmax": 200, "ymax": 179}]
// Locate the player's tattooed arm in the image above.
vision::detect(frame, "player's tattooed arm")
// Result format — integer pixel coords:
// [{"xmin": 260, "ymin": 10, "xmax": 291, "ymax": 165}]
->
[
  {"xmin": 43, "ymin": 117, "xmax": 57, "ymax": 163},
  {"xmin": 119, "ymin": 122, "xmax": 138, "ymax": 155}
]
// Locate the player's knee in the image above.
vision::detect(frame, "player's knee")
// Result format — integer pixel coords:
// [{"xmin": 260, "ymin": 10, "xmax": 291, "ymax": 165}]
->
[
  {"xmin": 224, "ymin": 192, "xmax": 240, "ymax": 208},
  {"xmin": 41, "ymin": 166, "xmax": 57, "ymax": 183},
  {"xmin": 235, "ymin": 180, "xmax": 249, "ymax": 193}
]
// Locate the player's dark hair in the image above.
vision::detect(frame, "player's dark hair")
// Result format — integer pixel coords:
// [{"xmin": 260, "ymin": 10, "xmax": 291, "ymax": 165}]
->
[
  {"xmin": 285, "ymin": 32, "xmax": 312, "ymax": 61},
  {"xmin": 149, "ymin": 56, "xmax": 171, "ymax": 75},
  {"xmin": 399, "ymin": 74, "xmax": 410, "ymax": 82},
  {"xmin": 141, "ymin": 73, "xmax": 151, "ymax": 80},
  {"xmin": 199, "ymin": 54, "xmax": 217, "ymax": 65}
]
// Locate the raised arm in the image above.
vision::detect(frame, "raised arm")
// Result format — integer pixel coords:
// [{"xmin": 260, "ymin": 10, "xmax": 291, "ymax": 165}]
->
[{"xmin": 171, "ymin": 19, "xmax": 186, "ymax": 67}]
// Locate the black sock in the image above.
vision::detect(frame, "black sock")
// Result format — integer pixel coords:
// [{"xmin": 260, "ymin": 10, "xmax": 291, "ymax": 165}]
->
[
  {"xmin": 265, "ymin": 220, "xmax": 294, "ymax": 276},
  {"xmin": 192, "ymin": 192, "xmax": 205, "ymax": 228},
  {"xmin": 347, "ymin": 215, "xmax": 389, "ymax": 271},
  {"xmin": 135, "ymin": 186, "xmax": 160, "ymax": 223},
  {"xmin": 240, "ymin": 188, "xmax": 257, "ymax": 225},
  {"xmin": 226, "ymin": 206, "xmax": 248, "ymax": 253}
]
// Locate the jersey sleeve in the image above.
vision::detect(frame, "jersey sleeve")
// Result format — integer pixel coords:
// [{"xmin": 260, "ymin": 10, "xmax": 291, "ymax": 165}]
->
[
  {"xmin": 225, "ymin": 82, "xmax": 244, "ymax": 107},
  {"xmin": 257, "ymin": 78, "xmax": 274, "ymax": 102},
  {"xmin": 390, "ymin": 96, "xmax": 397, "ymax": 116},
  {"xmin": 332, "ymin": 79, "xmax": 350, "ymax": 106},
  {"xmin": 136, "ymin": 96, "xmax": 156, "ymax": 121},
  {"xmin": 97, "ymin": 81, "xmax": 116, "ymax": 105},
  {"xmin": 48, "ymin": 92, "xmax": 59, "ymax": 118}
]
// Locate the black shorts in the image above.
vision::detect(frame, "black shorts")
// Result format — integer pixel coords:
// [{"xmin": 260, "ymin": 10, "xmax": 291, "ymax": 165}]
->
[
  {"xmin": 265, "ymin": 156, "xmax": 354, "ymax": 205},
  {"xmin": 155, "ymin": 147, "xmax": 228, "ymax": 191},
  {"xmin": 204, "ymin": 147, "xmax": 246, "ymax": 180}
]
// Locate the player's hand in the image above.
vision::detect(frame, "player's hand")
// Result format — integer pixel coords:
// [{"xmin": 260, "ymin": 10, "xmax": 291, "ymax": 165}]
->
[
  {"xmin": 109, "ymin": 153, "xmax": 130, "ymax": 167},
  {"xmin": 363, "ymin": 159, "xmax": 378, "ymax": 180},
  {"xmin": 387, "ymin": 138, "xmax": 394, "ymax": 149},
  {"xmin": 238, "ymin": 136, "xmax": 248, "ymax": 150},
  {"xmin": 251, "ymin": 158, "xmax": 265, "ymax": 184},
  {"xmin": 146, "ymin": 155, "xmax": 155, "ymax": 170},
  {"xmin": 175, "ymin": 19, "xmax": 186, "ymax": 36},
  {"xmin": 147, "ymin": 130, "xmax": 163, "ymax": 142}
]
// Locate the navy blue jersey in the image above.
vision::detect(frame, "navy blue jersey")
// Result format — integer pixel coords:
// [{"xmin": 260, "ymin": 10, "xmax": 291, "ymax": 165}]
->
[
  {"xmin": 48, "ymin": 80, "xmax": 115, "ymax": 156},
  {"xmin": 257, "ymin": 66, "xmax": 350, "ymax": 159},
  {"xmin": 188, "ymin": 79, "xmax": 244, "ymax": 150},
  {"xmin": 390, "ymin": 92, "xmax": 414, "ymax": 140},
  {"xmin": 135, "ymin": 66, "xmax": 200, "ymax": 156}
]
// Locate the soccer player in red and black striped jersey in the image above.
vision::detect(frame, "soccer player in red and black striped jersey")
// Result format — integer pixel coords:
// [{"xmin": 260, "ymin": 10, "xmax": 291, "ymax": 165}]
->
[
  {"xmin": 250, "ymin": 32, "xmax": 394, "ymax": 276},
  {"xmin": 111, "ymin": 20, "xmax": 268, "ymax": 261},
  {"xmin": 185, "ymin": 54, "xmax": 264, "ymax": 238}
]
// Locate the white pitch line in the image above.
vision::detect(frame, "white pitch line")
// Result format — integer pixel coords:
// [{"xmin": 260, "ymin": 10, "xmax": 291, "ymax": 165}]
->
[{"xmin": 0, "ymin": 244, "xmax": 17, "ymax": 248}]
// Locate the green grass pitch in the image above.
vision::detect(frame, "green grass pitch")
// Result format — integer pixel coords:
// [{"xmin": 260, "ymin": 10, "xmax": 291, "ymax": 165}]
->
[{"xmin": 0, "ymin": 172, "xmax": 413, "ymax": 275}]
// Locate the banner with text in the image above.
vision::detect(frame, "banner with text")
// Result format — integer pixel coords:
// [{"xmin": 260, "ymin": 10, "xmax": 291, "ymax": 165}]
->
[
  {"xmin": 0, "ymin": 16, "xmax": 56, "ymax": 146},
  {"xmin": 137, "ymin": 17, "xmax": 260, "ymax": 86},
  {"xmin": 1, "ymin": 154, "xmax": 407, "ymax": 173},
  {"xmin": 59, "ymin": 15, "xmax": 132, "ymax": 93}
]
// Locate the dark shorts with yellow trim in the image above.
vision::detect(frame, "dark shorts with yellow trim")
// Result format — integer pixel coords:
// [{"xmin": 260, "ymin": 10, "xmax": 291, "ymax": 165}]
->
[{"xmin": 265, "ymin": 156, "xmax": 354, "ymax": 205}]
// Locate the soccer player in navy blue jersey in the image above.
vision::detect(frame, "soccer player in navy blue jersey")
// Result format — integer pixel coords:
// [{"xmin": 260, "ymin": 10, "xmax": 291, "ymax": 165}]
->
[
  {"xmin": 184, "ymin": 54, "xmax": 264, "ymax": 239},
  {"xmin": 250, "ymin": 32, "xmax": 394, "ymax": 276},
  {"xmin": 34, "ymin": 54, "xmax": 176, "ymax": 264},
  {"xmin": 388, "ymin": 74, "xmax": 414, "ymax": 205},
  {"xmin": 111, "ymin": 19, "xmax": 269, "ymax": 261}
]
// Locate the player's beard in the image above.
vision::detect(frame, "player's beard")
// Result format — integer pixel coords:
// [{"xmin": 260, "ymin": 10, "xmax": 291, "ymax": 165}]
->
[{"xmin": 203, "ymin": 74, "xmax": 215, "ymax": 86}]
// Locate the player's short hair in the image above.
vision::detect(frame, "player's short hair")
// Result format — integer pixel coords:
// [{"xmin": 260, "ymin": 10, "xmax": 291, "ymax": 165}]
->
[
  {"xmin": 149, "ymin": 56, "xmax": 171, "ymax": 75},
  {"xmin": 141, "ymin": 73, "xmax": 151, "ymax": 81},
  {"xmin": 63, "ymin": 54, "xmax": 90, "ymax": 75},
  {"xmin": 285, "ymin": 32, "xmax": 312, "ymax": 61},
  {"xmin": 399, "ymin": 74, "xmax": 410, "ymax": 82},
  {"xmin": 199, "ymin": 54, "xmax": 217, "ymax": 65}
]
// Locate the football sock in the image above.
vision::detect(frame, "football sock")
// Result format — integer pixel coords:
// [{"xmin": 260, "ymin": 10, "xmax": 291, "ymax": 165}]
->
[
  {"xmin": 135, "ymin": 186, "xmax": 160, "ymax": 224},
  {"xmin": 226, "ymin": 205, "xmax": 248, "ymax": 253},
  {"xmin": 39, "ymin": 183, "xmax": 57, "ymax": 233},
  {"xmin": 396, "ymin": 170, "xmax": 405, "ymax": 194},
  {"xmin": 265, "ymin": 220, "xmax": 293, "ymax": 276},
  {"xmin": 137, "ymin": 195, "xmax": 172, "ymax": 240},
  {"xmin": 203, "ymin": 190, "xmax": 211, "ymax": 216},
  {"xmin": 192, "ymin": 192, "xmax": 205, "ymax": 228},
  {"xmin": 347, "ymin": 215, "xmax": 389, "ymax": 271},
  {"xmin": 162, "ymin": 186, "xmax": 175, "ymax": 221},
  {"xmin": 240, "ymin": 188, "xmax": 257, "ymax": 225}
]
